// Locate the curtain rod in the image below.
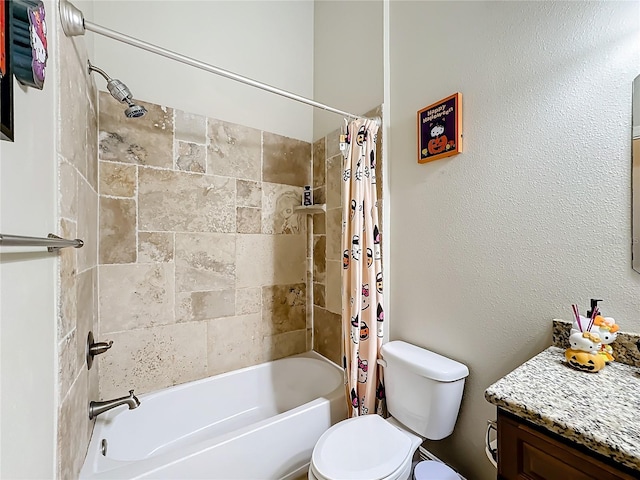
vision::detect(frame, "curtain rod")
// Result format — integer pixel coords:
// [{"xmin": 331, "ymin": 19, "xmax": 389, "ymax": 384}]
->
[{"xmin": 59, "ymin": 1, "xmax": 380, "ymax": 124}]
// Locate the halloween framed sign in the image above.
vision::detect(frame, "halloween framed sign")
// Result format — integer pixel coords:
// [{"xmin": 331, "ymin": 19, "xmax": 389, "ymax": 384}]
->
[{"xmin": 417, "ymin": 92, "xmax": 462, "ymax": 163}]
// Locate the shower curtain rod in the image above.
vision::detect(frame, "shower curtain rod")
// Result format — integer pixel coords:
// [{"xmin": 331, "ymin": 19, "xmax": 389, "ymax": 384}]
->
[{"xmin": 59, "ymin": 1, "xmax": 379, "ymax": 124}]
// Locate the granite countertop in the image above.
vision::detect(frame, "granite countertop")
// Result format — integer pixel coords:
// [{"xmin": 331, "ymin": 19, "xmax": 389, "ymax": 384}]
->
[{"xmin": 485, "ymin": 346, "xmax": 640, "ymax": 472}]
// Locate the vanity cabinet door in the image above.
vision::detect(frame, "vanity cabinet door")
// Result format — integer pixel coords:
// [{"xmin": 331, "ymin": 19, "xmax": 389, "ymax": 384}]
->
[{"xmin": 497, "ymin": 410, "xmax": 636, "ymax": 480}]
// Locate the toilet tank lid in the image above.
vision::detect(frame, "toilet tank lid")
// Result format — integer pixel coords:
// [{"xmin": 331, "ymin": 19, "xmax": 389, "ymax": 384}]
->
[{"xmin": 380, "ymin": 341, "xmax": 469, "ymax": 382}]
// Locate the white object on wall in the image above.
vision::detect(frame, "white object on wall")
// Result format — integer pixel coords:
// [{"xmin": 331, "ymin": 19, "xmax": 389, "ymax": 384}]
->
[{"xmin": 0, "ymin": 2, "xmax": 59, "ymax": 477}]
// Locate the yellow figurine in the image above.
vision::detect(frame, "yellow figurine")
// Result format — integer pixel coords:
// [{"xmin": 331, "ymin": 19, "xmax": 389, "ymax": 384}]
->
[
  {"xmin": 565, "ymin": 331, "xmax": 606, "ymax": 372},
  {"xmin": 592, "ymin": 316, "xmax": 619, "ymax": 363}
]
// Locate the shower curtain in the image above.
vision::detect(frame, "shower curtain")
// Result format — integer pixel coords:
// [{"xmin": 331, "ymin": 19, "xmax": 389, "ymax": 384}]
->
[{"xmin": 342, "ymin": 118, "xmax": 385, "ymax": 417}]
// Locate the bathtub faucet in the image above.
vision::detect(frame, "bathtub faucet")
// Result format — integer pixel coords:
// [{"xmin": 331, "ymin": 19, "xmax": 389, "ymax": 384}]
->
[{"xmin": 89, "ymin": 390, "xmax": 140, "ymax": 419}]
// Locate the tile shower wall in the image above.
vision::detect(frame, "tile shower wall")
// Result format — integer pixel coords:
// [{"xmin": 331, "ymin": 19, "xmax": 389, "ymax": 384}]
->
[
  {"xmin": 312, "ymin": 107, "xmax": 383, "ymax": 365},
  {"xmin": 56, "ymin": 20, "xmax": 100, "ymax": 479},
  {"xmin": 97, "ymin": 93, "xmax": 311, "ymax": 398}
]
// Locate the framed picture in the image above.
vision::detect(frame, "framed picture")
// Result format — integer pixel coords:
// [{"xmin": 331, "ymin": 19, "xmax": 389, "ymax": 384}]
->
[
  {"xmin": 0, "ymin": 0, "xmax": 13, "ymax": 142},
  {"xmin": 417, "ymin": 92, "xmax": 462, "ymax": 163}
]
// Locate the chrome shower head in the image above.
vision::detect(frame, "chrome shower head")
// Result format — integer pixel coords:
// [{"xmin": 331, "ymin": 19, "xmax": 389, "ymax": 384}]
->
[
  {"xmin": 88, "ymin": 61, "xmax": 147, "ymax": 118},
  {"xmin": 124, "ymin": 103, "xmax": 147, "ymax": 118}
]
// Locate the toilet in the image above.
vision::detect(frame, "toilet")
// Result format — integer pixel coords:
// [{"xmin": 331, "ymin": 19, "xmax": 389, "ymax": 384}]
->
[{"xmin": 308, "ymin": 341, "xmax": 469, "ymax": 480}]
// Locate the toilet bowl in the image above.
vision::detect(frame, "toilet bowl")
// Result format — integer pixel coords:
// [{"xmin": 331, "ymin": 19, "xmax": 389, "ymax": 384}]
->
[
  {"xmin": 308, "ymin": 341, "xmax": 468, "ymax": 480},
  {"xmin": 308, "ymin": 415, "xmax": 420, "ymax": 480}
]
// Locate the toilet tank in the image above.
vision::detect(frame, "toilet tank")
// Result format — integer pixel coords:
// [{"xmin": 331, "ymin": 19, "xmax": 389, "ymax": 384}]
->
[{"xmin": 380, "ymin": 341, "xmax": 469, "ymax": 440}]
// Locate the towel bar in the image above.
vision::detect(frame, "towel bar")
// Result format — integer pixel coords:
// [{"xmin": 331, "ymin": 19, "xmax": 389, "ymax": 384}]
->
[{"xmin": 0, "ymin": 233, "xmax": 84, "ymax": 251}]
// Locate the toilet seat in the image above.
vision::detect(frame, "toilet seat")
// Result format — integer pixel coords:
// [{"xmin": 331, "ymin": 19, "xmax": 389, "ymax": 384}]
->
[{"xmin": 310, "ymin": 415, "xmax": 414, "ymax": 480}]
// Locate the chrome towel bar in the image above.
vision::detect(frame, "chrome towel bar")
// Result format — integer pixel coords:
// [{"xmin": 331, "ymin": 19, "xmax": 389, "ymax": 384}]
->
[{"xmin": 0, "ymin": 233, "xmax": 84, "ymax": 251}]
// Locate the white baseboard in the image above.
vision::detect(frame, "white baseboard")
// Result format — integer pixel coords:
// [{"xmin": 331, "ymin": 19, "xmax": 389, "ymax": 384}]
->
[{"xmin": 418, "ymin": 446, "xmax": 468, "ymax": 480}]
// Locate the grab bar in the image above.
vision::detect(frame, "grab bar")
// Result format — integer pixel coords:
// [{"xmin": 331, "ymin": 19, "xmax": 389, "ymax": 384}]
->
[{"xmin": 0, "ymin": 233, "xmax": 84, "ymax": 251}]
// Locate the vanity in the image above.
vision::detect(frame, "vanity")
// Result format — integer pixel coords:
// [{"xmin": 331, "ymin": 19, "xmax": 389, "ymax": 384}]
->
[{"xmin": 485, "ymin": 324, "xmax": 640, "ymax": 480}]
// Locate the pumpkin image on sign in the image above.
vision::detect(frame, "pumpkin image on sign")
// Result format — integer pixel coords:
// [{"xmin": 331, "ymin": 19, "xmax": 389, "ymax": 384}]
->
[{"xmin": 427, "ymin": 124, "xmax": 448, "ymax": 155}]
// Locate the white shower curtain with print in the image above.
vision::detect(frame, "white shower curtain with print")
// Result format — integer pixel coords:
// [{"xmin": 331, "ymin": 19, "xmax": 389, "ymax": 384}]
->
[{"xmin": 342, "ymin": 118, "xmax": 385, "ymax": 417}]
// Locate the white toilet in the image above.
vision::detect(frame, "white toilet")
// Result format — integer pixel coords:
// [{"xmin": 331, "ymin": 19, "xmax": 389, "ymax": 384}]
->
[{"xmin": 308, "ymin": 340, "xmax": 469, "ymax": 480}]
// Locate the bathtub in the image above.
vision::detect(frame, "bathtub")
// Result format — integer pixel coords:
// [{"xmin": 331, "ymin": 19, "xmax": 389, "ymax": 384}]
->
[{"xmin": 80, "ymin": 351, "xmax": 346, "ymax": 479}]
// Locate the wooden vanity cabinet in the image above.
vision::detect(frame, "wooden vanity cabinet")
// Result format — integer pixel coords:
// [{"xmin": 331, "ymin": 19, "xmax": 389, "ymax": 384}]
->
[{"xmin": 497, "ymin": 409, "xmax": 637, "ymax": 480}]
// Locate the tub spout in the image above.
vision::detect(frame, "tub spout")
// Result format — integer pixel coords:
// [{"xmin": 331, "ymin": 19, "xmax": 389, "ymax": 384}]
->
[{"xmin": 89, "ymin": 390, "xmax": 140, "ymax": 419}]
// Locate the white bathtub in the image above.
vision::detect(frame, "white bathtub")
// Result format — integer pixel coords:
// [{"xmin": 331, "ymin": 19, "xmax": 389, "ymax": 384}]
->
[{"xmin": 80, "ymin": 351, "xmax": 346, "ymax": 479}]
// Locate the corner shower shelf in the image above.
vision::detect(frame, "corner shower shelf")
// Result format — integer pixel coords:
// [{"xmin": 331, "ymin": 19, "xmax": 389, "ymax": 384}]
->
[{"xmin": 294, "ymin": 204, "xmax": 326, "ymax": 215}]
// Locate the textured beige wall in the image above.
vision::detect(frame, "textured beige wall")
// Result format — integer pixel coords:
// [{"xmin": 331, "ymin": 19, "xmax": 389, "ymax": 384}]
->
[
  {"xmin": 96, "ymin": 94, "xmax": 311, "ymax": 398},
  {"xmin": 56, "ymin": 8, "xmax": 100, "ymax": 479},
  {"xmin": 387, "ymin": 2, "xmax": 640, "ymax": 479}
]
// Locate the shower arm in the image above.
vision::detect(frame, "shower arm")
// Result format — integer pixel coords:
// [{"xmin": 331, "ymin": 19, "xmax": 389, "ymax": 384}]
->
[
  {"xmin": 87, "ymin": 61, "xmax": 112, "ymax": 82},
  {"xmin": 59, "ymin": 0, "xmax": 381, "ymax": 125}
]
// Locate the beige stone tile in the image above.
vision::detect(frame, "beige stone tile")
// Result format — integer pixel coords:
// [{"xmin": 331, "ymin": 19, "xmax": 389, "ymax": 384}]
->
[
  {"xmin": 265, "ymin": 329, "xmax": 308, "ymax": 360},
  {"xmin": 88, "ymin": 365, "xmax": 99, "ymax": 441},
  {"xmin": 262, "ymin": 283, "xmax": 306, "ymax": 335},
  {"xmin": 99, "ymin": 197, "xmax": 137, "ymax": 264},
  {"xmin": 76, "ymin": 268, "xmax": 96, "ymax": 369},
  {"xmin": 236, "ymin": 179, "xmax": 262, "ymax": 208},
  {"xmin": 58, "ymin": 329, "xmax": 79, "ymax": 400},
  {"xmin": 58, "ymin": 32, "xmax": 88, "ymax": 178},
  {"xmin": 236, "ymin": 287, "xmax": 261, "ymax": 315},
  {"xmin": 313, "ymin": 186, "xmax": 326, "ymax": 205},
  {"xmin": 313, "ymin": 212, "xmax": 326, "ymax": 235},
  {"xmin": 176, "ymin": 141, "xmax": 206, "ymax": 173},
  {"xmin": 236, "ymin": 235, "xmax": 305, "ymax": 288},
  {"xmin": 263, "ymin": 132, "xmax": 311, "ymax": 187},
  {"xmin": 207, "ymin": 119, "xmax": 261, "ymax": 180},
  {"xmin": 326, "ymin": 208, "xmax": 342, "ymax": 261},
  {"xmin": 138, "ymin": 232, "xmax": 174, "ymax": 263},
  {"xmin": 98, "ymin": 322, "xmax": 208, "ymax": 398},
  {"xmin": 99, "ymin": 161, "xmax": 136, "ymax": 197},
  {"xmin": 58, "ymin": 219, "xmax": 77, "ymax": 341},
  {"xmin": 326, "ymin": 260, "xmax": 342, "ymax": 315},
  {"xmin": 99, "ymin": 93, "xmax": 173, "ymax": 168},
  {"xmin": 313, "ymin": 282, "xmax": 326, "ymax": 308},
  {"xmin": 326, "ymin": 128, "xmax": 341, "ymax": 159},
  {"xmin": 261, "ymin": 183, "xmax": 304, "ymax": 234},
  {"xmin": 237, "ymin": 207, "xmax": 261, "ymax": 234},
  {"xmin": 313, "ymin": 307, "xmax": 342, "ymax": 365},
  {"xmin": 59, "ymin": 159, "xmax": 77, "ymax": 220},
  {"xmin": 58, "ymin": 372, "xmax": 89, "ymax": 480},
  {"xmin": 175, "ymin": 233, "xmax": 235, "ymax": 292},
  {"xmin": 326, "ymin": 154, "xmax": 342, "ymax": 210},
  {"xmin": 313, "ymin": 235, "xmax": 326, "ymax": 283},
  {"xmin": 175, "ymin": 110, "xmax": 206, "ymax": 144},
  {"xmin": 77, "ymin": 176, "xmax": 98, "ymax": 273},
  {"xmin": 87, "ymin": 94, "xmax": 99, "ymax": 192},
  {"xmin": 139, "ymin": 168, "xmax": 235, "ymax": 233},
  {"xmin": 313, "ymin": 138, "xmax": 326, "ymax": 188},
  {"xmin": 207, "ymin": 314, "xmax": 267, "ymax": 375},
  {"xmin": 176, "ymin": 289, "xmax": 235, "ymax": 323},
  {"xmin": 99, "ymin": 264, "xmax": 175, "ymax": 333}
]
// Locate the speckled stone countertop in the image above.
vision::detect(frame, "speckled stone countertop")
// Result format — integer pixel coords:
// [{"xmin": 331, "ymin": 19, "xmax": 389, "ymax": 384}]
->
[{"xmin": 485, "ymin": 346, "xmax": 640, "ymax": 472}]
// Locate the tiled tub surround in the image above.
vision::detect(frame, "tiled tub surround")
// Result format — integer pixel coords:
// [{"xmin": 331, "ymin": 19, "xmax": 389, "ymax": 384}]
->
[
  {"xmin": 97, "ymin": 92, "xmax": 311, "ymax": 398},
  {"xmin": 312, "ymin": 106, "xmax": 383, "ymax": 365},
  {"xmin": 485, "ymin": 347, "xmax": 640, "ymax": 472},
  {"xmin": 57, "ymin": 19, "xmax": 100, "ymax": 480}
]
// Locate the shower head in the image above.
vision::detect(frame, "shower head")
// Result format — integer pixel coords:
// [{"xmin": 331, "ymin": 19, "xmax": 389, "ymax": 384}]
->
[{"xmin": 87, "ymin": 61, "xmax": 147, "ymax": 118}]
